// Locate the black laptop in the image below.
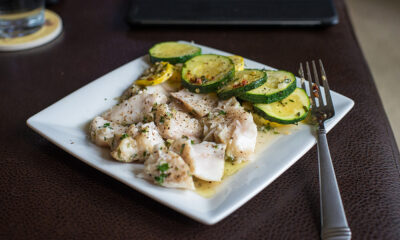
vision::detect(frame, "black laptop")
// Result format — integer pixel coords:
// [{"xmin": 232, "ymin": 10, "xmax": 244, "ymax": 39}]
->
[{"xmin": 128, "ymin": 0, "xmax": 338, "ymax": 26}]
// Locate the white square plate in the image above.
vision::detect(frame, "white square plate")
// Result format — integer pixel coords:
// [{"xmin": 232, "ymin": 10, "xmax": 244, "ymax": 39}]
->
[{"xmin": 27, "ymin": 41, "xmax": 354, "ymax": 225}]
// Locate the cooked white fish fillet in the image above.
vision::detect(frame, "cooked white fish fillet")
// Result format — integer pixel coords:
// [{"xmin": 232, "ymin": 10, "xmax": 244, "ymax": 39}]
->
[
  {"xmin": 89, "ymin": 116, "xmax": 127, "ymax": 147},
  {"xmin": 145, "ymin": 81, "xmax": 181, "ymax": 97},
  {"xmin": 102, "ymin": 91, "xmax": 167, "ymax": 125},
  {"xmin": 169, "ymin": 138, "xmax": 188, "ymax": 155},
  {"xmin": 168, "ymin": 98, "xmax": 187, "ymax": 112},
  {"xmin": 120, "ymin": 80, "xmax": 178, "ymax": 102},
  {"xmin": 204, "ymin": 97, "xmax": 257, "ymax": 162},
  {"xmin": 224, "ymin": 118, "xmax": 257, "ymax": 162},
  {"xmin": 130, "ymin": 122, "xmax": 165, "ymax": 160},
  {"xmin": 217, "ymin": 97, "xmax": 241, "ymax": 109},
  {"xmin": 181, "ymin": 141, "xmax": 226, "ymax": 181},
  {"xmin": 170, "ymin": 89, "xmax": 218, "ymax": 117},
  {"xmin": 110, "ymin": 137, "xmax": 137, "ymax": 162},
  {"xmin": 155, "ymin": 103, "xmax": 202, "ymax": 141},
  {"xmin": 111, "ymin": 122, "xmax": 164, "ymax": 162},
  {"xmin": 143, "ymin": 149, "xmax": 194, "ymax": 190}
]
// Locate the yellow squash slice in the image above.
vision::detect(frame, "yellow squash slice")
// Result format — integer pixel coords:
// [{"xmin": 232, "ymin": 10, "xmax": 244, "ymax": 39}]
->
[
  {"xmin": 136, "ymin": 62, "xmax": 174, "ymax": 86},
  {"xmin": 228, "ymin": 55, "xmax": 245, "ymax": 71},
  {"xmin": 170, "ymin": 64, "xmax": 183, "ymax": 82},
  {"xmin": 242, "ymin": 102, "xmax": 283, "ymax": 128},
  {"xmin": 252, "ymin": 112, "xmax": 284, "ymax": 128}
]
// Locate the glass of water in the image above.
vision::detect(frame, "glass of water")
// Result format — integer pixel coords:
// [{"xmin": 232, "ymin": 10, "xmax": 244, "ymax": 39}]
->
[{"xmin": 0, "ymin": 0, "xmax": 45, "ymax": 38}]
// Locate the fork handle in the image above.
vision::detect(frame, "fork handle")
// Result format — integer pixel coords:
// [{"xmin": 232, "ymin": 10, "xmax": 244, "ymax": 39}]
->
[{"xmin": 317, "ymin": 126, "xmax": 351, "ymax": 240}]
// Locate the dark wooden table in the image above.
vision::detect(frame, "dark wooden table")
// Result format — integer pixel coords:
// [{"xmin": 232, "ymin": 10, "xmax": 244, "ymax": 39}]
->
[{"xmin": 1, "ymin": 0, "xmax": 400, "ymax": 239}]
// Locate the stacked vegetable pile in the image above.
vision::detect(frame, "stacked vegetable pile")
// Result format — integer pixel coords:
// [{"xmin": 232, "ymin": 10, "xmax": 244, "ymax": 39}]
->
[{"xmin": 137, "ymin": 41, "xmax": 310, "ymax": 125}]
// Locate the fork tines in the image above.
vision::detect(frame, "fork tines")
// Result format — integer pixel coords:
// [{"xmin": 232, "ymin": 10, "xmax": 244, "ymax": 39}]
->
[{"xmin": 298, "ymin": 60, "xmax": 335, "ymax": 119}]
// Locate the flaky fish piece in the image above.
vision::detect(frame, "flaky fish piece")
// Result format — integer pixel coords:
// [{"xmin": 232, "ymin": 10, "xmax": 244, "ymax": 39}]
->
[
  {"xmin": 111, "ymin": 122, "xmax": 164, "ymax": 162},
  {"xmin": 181, "ymin": 141, "xmax": 226, "ymax": 181},
  {"xmin": 203, "ymin": 97, "xmax": 257, "ymax": 163},
  {"xmin": 143, "ymin": 149, "xmax": 194, "ymax": 190},
  {"xmin": 102, "ymin": 91, "xmax": 167, "ymax": 125},
  {"xmin": 170, "ymin": 89, "xmax": 218, "ymax": 117},
  {"xmin": 154, "ymin": 103, "xmax": 203, "ymax": 141},
  {"xmin": 89, "ymin": 116, "xmax": 127, "ymax": 147}
]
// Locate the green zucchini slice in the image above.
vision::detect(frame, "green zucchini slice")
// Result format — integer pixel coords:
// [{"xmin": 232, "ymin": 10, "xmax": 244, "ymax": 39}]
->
[
  {"xmin": 239, "ymin": 70, "xmax": 296, "ymax": 103},
  {"xmin": 149, "ymin": 42, "xmax": 201, "ymax": 64},
  {"xmin": 253, "ymin": 88, "xmax": 310, "ymax": 124},
  {"xmin": 217, "ymin": 69, "xmax": 266, "ymax": 100},
  {"xmin": 181, "ymin": 54, "xmax": 235, "ymax": 93}
]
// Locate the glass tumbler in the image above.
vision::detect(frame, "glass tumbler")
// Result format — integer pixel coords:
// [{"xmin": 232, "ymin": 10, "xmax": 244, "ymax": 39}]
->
[{"xmin": 0, "ymin": 0, "xmax": 45, "ymax": 38}]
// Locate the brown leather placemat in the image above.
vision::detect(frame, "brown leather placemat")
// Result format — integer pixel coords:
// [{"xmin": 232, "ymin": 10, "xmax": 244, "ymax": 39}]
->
[{"xmin": 0, "ymin": 0, "xmax": 399, "ymax": 239}]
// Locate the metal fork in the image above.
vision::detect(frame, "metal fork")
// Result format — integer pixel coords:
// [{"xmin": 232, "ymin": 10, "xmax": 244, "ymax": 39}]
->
[{"xmin": 299, "ymin": 60, "xmax": 351, "ymax": 240}]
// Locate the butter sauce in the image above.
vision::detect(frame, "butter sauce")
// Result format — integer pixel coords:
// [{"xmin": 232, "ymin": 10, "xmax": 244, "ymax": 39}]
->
[{"xmin": 194, "ymin": 160, "xmax": 249, "ymax": 198}]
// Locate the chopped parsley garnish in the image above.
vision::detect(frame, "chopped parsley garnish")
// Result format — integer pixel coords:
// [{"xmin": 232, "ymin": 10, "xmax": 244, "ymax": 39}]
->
[
  {"xmin": 159, "ymin": 116, "xmax": 165, "ymax": 123},
  {"xmin": 258, "ymin": 123, "xmax": 273, "ymax": 133},
  {"xmin": 103, "ymin": 123, "xmax": 111, "ymax": 128},
  {"xmin": 157, "ymin": 163, "xmax": 169, "ymax": 172},
  {"xmin": 143, "ymin": 151, "xmax": 147, "ymax": 157},
  {"xmin": 191, "ymin": 140, "xmax": 194, "ymax": 144},
  {"xmin": 120, "ymin": 133, "xmax": 129, "ymax": 140},
  {"xmin": 213, "ymin": 144, "xmax": 218, "ymax": 149},
  {"xmin": 218, "ymin": 110, "xmax": 226, "ymax": 115},
  {"xmin": 165, "ymin": 139, "xmax": 173, "ymax": 148},
  {"xmin": 182, "ymin": 135, "xmax": 188, "ymax": 139},
  {"xmin": 155, "ymin": 163, "xmax": 170, "ymax": 184},
  {"xmin": 226, "ymin": 156, "xmax": 234, "ymax": 163},
  {"xmin": 188, "ymin": 110, "xmax": 196, "ymax": 116},
  {"xmin": 140, "ymin": 128, "xmax": 149, "ymax": 133},
  {"xmin": 155, "ymin": 174, "xmax": 167, "ymax": 184},
  {"xmin": 151, "ymin": 102, "xmax": 158, "ymax": 112},
  {"xmin": 180, "ymin": 144, "xmax": 186, "ymax": 154}
]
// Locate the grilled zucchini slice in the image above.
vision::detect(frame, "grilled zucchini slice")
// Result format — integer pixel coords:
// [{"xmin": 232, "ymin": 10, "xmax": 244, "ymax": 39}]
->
[
  {"xmin": 239, "ymin": 70, "xmax": 296, "ymax": 103},
  {"xmin": 181, "ymin": 54, "xmax": 235, "ymax": 93},
  {"xmin": 217, "ymin": 69, "xmax": 266, "ymax": 100},
  {"xmin": 149, "ymin": 42, "xmax": 201, "ymax": 64},
  {"xmin": 253, "ymin": 88, "xmax": 310, "ymax": 124}
]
